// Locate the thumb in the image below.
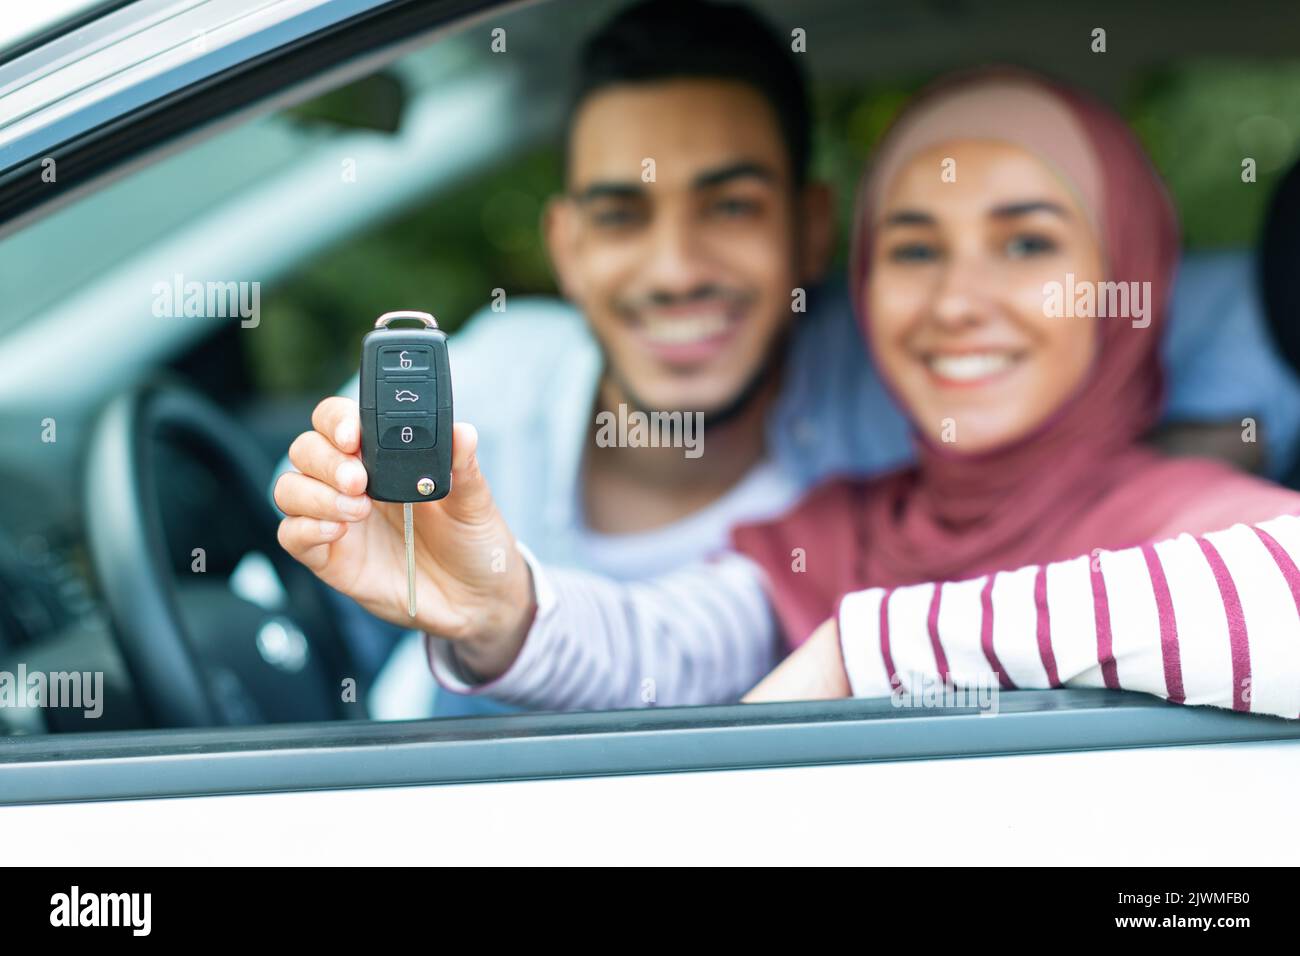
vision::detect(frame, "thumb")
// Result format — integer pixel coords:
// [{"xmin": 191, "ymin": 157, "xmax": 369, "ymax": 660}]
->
[{"xmin": 430, "ymin": 421, "xmax": 498, "ymax": 525}]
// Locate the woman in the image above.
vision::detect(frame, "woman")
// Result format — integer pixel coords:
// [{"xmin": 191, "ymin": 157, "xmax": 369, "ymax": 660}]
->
[{"xmin": 738, "ymin": 67, "xmax": 1300, "ymax": 708}]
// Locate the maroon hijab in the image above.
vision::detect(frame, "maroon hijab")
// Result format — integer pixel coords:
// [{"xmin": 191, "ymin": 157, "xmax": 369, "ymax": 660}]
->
[{"xmin": 734, "ymin": 68, "xmax": 1300, "ymax": 646}]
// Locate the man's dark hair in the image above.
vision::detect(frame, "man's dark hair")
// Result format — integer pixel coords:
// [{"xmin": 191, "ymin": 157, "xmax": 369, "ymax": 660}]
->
[{"xmin": 567, "ymin": 0, "xmax": 812, "ymax": 184}]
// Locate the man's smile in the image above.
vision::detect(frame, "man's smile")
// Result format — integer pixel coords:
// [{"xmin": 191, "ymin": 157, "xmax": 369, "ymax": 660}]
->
[{"xmin": 624, "ymin": 296, "xmax": 752, "ymax": 367}]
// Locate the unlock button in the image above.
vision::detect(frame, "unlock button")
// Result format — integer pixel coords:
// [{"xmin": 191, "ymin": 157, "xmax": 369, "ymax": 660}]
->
[
  {"xmin": 379, "ymin": 413, "xmax": 436, "ymax": 449},
  {"xmin": 380, "ymin": 347, "xmax": 430, "ymax": 371}
]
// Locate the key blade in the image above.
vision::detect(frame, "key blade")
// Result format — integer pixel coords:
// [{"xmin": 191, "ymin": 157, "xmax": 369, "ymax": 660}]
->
[{"xmin": 404, "ymin": 501, "xmax": 416, "ymax": 618}]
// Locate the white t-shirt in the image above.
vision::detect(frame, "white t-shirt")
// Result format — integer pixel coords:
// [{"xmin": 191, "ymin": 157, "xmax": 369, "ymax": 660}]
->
[{"xmin": 569, "ymin": 458, "xmax": 801, "ymax": 580}]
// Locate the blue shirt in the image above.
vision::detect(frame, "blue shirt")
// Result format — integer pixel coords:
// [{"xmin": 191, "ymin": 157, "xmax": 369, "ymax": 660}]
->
[{"xmin": 1164, "ymin": 252, "xmax": 1300, "ymax": 473}]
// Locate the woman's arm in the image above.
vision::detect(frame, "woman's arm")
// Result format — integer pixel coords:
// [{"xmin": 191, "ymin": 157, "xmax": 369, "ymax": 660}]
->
[
  {"xmin": 745, "ymin": 618, "xmax": 848, "ymax": 702},
  {"xmin": 749, "ymin": 513, "xmax": 1300, "ymax": 719},
  {"xmin": 426, "ymin": 548, "xmax": 780, "ymax": 711}
]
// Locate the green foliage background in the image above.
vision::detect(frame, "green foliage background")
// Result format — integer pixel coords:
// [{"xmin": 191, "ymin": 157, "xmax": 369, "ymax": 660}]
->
[{"xmin": 250, "ymin": 62, "xmax": 1300, "ymax": 396}]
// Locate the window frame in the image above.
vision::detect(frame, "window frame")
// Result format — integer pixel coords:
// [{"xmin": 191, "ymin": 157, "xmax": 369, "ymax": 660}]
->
[
  {"xmin": 0, "ymin": 0, "xmax": 514, "ymax": 234},
  {"xmin": 5, "ymin": 690, "xmax": 1300, "ymax": 805}
]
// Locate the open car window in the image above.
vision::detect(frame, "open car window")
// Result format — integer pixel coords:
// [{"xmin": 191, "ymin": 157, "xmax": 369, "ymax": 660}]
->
[{"xmin": 2, "ymin": 0, "xmax": 1300, "ymax": 808}]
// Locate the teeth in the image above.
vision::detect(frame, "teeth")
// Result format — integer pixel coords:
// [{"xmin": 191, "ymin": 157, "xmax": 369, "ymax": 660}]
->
[
  {"xmin": 641, "ymin": 313, "xmax": 730, "ymax": 345},
  {"xmin": 926, "ymin": 352, "xmax": 1015, "ymax": 381}
]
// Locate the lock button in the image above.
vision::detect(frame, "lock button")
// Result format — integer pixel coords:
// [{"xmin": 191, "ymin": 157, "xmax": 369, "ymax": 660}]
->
[{"xmin": 378, "ymin": 413, "xmax": 437, "ymax": 449}]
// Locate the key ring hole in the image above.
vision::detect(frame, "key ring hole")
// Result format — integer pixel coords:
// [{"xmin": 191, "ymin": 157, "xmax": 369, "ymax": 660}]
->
[{"xmin": 374, "ymin": 310, "xmax": 438, "ymax": 329}]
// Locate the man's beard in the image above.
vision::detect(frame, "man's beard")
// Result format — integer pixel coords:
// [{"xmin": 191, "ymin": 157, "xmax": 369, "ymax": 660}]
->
[{"xmin": 598, "ymin": 327, "xmax": 790, "ymax": 432}]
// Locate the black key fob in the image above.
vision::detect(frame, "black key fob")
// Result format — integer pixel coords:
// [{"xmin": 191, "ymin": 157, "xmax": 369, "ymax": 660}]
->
[{"xmin": 359, "ymin": 311, "xmax": 453, "ymax": 503}]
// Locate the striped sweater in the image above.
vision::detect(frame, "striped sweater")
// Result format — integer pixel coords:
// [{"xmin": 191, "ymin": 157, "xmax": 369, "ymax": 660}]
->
[{"xmin": 427, "ymin": 515, "xmax": 1300, "ymax": 719}]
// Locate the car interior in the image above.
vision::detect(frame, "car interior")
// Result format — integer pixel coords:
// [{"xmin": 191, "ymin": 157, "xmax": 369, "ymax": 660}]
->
[{"xmin": 2, "ymin": 0, "xmax": 1300, "ymax": 743}]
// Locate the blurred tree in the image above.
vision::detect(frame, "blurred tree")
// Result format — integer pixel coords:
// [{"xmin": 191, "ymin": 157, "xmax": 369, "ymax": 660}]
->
[
  {"xmin": 1129, "ymin": 63, "xmax": 1300, "ymax": 249},
  {"xmin": 249, "ymin": 148, "xmax": 561, "ymax": 395}
]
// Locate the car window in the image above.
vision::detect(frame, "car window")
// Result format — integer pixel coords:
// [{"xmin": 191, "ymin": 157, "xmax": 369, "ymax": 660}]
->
[{"xmin": 2, "ymin": 0, "xmax": 1300, "ymax": 760}]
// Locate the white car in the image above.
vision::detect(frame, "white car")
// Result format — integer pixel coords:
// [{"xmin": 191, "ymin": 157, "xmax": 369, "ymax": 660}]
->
[{"xmin": 1, "ymin": 0, "xmax": 1299, "ymax": 868}]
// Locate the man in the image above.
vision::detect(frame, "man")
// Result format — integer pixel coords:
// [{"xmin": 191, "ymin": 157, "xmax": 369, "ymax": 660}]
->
[
  {"xmin": 275, "ymin": 0, "xmax": 1300, "ymax": 714},
  {"xmin": 280, "ymin": 0, "xmax": 907, "ymax": 715}
]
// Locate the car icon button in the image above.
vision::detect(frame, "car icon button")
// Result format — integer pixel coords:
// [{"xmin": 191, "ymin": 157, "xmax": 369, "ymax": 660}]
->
[{"xmin": 377, "ymin": 379, "xmax": 434, "ymax": 413}]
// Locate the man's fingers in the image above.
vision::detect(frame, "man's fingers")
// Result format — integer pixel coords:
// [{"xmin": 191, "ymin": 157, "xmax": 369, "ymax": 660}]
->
[
  {"xmin": 311, "ymin": 396, "xmax": 362, "ymax": 454},
  {"xmin": 276, "ymin": 515, "xmax": 346, "ymax": 570},
  {"xmin": 288, "ymin": 429, "xmax": 368, "ymax": 495},
  {"xmin": 274, "ymin": 471, "xmax": 372, "ymax": 522}
]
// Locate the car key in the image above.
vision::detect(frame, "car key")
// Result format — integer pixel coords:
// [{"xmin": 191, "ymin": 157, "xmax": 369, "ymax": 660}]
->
[{"xmin": 358, "ymin": 310, "xmax": 453, "ymax": 617}]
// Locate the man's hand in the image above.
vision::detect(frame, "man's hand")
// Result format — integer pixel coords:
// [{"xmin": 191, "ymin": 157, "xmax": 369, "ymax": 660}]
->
[
  {"xmin": 743, "ymin": 617, "xmax": 851, "ymax": 702},
  {"xmin": 274, "ymin": 396, "xmax": 533, "ymax": 681}
]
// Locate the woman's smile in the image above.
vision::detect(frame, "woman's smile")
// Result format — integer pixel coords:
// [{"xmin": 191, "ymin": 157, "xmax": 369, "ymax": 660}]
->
[{"xmin": 918, "ymin": 348, "xmax": 1028, "ymax": 387}]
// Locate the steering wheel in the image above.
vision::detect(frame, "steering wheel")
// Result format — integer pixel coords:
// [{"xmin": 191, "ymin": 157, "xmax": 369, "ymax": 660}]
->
[{"xmin": 85, "ymin": 381, "xmax": 363, "ymax": 727}]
